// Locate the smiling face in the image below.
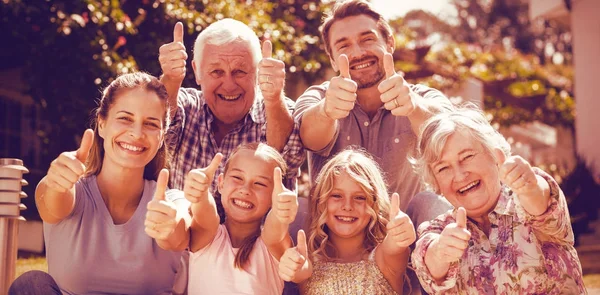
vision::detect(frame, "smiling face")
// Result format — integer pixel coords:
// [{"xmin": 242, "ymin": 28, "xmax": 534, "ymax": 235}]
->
[
  {"xmin": 98, "ymin": 88, "xmax": 166, "ymax": 172},
  {"xmin": 431, "ymin": 130, "xmax": 504, "ymax": 218},
  {"xmin": 325, "ymin": 169, "xmax": 373, "ymax": 241},
  {"xmin": 218, "ymin": 148, "xmax": 279, "ymax": 224},
  {"xmin": 193, "ymin": 40, "xmax": 257, "ymax": 125},
  {"xmin": 328, "ymin": 15, "xmax": 394, "ymax": 89}
]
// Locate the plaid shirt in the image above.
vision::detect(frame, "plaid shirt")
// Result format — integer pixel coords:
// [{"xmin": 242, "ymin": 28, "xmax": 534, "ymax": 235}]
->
[{"xmin": 166, "ymin": 88, "xmax": 305, "ymax": 219}]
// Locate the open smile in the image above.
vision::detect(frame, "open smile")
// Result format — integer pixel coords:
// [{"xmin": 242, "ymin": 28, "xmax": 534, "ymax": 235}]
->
[
  {"xmin": 335, "ymin": 215, "xmax": 358, "ymax": 223},
  {"xmin": 218, "ymin": 94, "xmax": 242, "ymax": 101},
  {"xmin": 457, "ymin": 180, "xmax": 481, "ymax": 195},
  {"xmin": 117, "ymin": 142, "xmax": 146, "ymax": 153},
  {"xmin": 232, "ymin": 198, "xmax": 254, "ymax": 210},
  {"xmin": 350, "ymin": 58, "xmax": 377, "ymax": 71}
]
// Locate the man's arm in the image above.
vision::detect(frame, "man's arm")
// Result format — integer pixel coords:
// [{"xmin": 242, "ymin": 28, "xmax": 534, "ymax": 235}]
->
[{"xmin": 159, "ymin": 22, "xmax": 187, "ymax": 121}]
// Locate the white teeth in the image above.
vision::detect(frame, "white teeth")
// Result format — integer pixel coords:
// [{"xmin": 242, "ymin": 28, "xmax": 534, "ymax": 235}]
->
[
  {"xmin": 119, "ymin": 142, "xmax": 144, "ymax": 152},
  {"xmin": 221, "ymin": 94, "xmax": 240, "ymax": 100},
  {"xmin": 458, "ymin": 180, "xmax": 479, "ymax": 193},
  {"xmin": 336, "ymin": 216, "xmax": 356, "ymax": 222},
  {"xmin": 353, "ymin": 62, "xmax": 371, "ymax": 70},
  {"xmin": 233, "ymin": 199, "xmax": 253, "ymax": 209}
]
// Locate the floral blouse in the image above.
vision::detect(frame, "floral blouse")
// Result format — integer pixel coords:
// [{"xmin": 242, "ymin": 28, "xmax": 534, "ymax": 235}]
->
[{"xmin": 412, "ymin": 168, "xmax": 586, "ymax": 294}]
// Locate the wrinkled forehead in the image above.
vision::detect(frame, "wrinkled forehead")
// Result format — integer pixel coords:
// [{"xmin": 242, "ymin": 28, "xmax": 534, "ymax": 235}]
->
[{"xmin": 201, "ymin": 40, "xmax": 257, "ymax": 67}]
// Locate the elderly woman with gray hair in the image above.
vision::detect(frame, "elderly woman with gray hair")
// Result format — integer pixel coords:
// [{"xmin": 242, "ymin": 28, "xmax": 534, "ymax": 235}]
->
[{"xmin": 410, "ymin": 107, "xmax": 586, "ymax": 294}]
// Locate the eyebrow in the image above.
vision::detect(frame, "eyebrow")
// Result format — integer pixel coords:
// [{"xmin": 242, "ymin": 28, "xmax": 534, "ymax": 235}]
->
[{"xmin": 116, "ymin": 110, "xmax": 160, "ymax": 122}]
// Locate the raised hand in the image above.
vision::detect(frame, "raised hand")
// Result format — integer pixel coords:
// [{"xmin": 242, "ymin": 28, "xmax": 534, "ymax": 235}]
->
[
  {"xmin": 159, "ymin": 22, "xmax": 187, "ymax": 81},
  {"xmin": 384, "ymin": 193, "xmax": 416, "ymax": 250},
  {"xmin": 184, "ymin": 153, "xmax": 223, "ymax": 203},
  {"xmin": 145, "ymin": 169, "xmax": 178, "ymax": 240},
  {"xmin": 378, "ymin": 53, "xmax": 416, "ymax": 117},
  {"xmin": 430, "ymin": 207, "xmax": 471, "ymax": 264},
  {"xmin": 258, "ymin": 40, "xmax": 286, "ymax": 103},
  {"xmin": 278, "ymin": 229, "xmax": 309, "ymax": 282},
  {"xmin": 321, "ymin": 54, "xmax": 357, "ymax": 120},
  {"xmin": 46, "ymin": 129, "xmax": 94, "ymax": 193},
  {"xmin": 499, "ymin": 155, "xmax": 542, "ymax": 198},
  {"xmin": 271, "ymin": 167, "xmax": 298, "ymax": 225}
]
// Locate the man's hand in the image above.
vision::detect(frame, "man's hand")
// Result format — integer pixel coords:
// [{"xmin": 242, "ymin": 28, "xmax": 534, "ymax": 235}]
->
[
  {"xmin": 271, "ymin": 167, "xmax": 298, "ymax": 225},
  {"xmin": 159, "ymin": 22, "xmax": 187, "ymax": 82},
  {"xmin": 378, "ymin": 53, "xmax": 416, "ymax": 117},
  {"xmin": 321, "ymin": 54, "xmax": 357, "ymax": 120},
  {"xmin": 258, "ymin": 40, "xmax": 286, "ymax": 103},
  {"xmin": 46, "ymin": 129, "xmax": 94, "ymax": 193},
  {"xmin": 183, "ymin": 153, "xmax": 223, "ymax": 203},
  {"xmin": 145, "ymin": 169, "xmax": 178, "ymax": 240}
]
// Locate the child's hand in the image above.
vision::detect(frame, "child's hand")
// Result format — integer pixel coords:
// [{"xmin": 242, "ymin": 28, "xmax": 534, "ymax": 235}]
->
[
  {"xmin": 46, "ymin": 129, "xmax": 93, "ymax": 193},
  {"xmin": 499, "ymin": 155, "xmax": 543, "ymax": 199},
  {"xmin": 183, "ymin": 153, "xmax": 223, "ymax": 203},
  {"xmin": 385, "ymin": 193, "xmax": 416, "ymax": 250},
  {"xmin": 279, "ymin": 230, "xmax": 309, "ymax": 282},
  {"xmin": 429, "ymin": 207, "xmax": 471, "ymax": 264},
  {"xmin": 271, "ymin": 167, "xmax": 298, "ymax": 225},
  {"xmin": 145, "ymin": 169, "xmax": 177, "ymax": 240}
]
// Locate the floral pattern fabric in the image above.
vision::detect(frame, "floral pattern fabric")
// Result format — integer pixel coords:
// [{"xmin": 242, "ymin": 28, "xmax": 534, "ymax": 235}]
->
[{"xmin": 412, "ymin": 168, "xmax": 586, "ymax": 294}]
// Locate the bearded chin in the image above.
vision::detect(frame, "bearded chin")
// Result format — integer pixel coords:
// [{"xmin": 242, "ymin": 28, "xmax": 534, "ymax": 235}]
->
[{"xmin": 356, "ymin": 69, "xmax": 385, "ymax": 89}]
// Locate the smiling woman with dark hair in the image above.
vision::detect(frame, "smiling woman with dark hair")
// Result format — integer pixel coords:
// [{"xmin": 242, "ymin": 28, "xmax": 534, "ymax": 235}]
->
[{"xmin": 411, "ymin": 106, "xmax": 586, "ymax": 294}]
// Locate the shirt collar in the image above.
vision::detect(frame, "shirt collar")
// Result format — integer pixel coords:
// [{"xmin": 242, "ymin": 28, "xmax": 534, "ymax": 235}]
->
[{"xmin": 491, "ymin": 184, "xmax": 515, "ymax": 216}]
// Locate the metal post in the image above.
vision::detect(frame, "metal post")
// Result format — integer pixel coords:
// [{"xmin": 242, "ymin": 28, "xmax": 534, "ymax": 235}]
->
[{"xmin": 0, "ymin": 159, "xmax": 28, "ymax": 294}]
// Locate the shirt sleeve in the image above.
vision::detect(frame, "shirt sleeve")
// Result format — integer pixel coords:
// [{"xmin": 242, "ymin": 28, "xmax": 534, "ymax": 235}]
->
[
  {"xmin": 292, "ymin": 82, "xmax": 340, "ymax": 156},
  {"xmin": 412, "ymin": 211, "xmax": 461, "ymax": 294},
  {"xmin": 521, "ymin": 167, "xmax": 574, "ymax": 245},
  {"xmin": 165, "ymin": 88, "xmax": 201, "ymax": 157}
]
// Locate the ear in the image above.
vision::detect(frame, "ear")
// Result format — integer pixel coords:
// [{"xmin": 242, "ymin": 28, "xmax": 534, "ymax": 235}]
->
[
  {"xmin": 386, "ymin": 34, "xmax": 395, "ymax": 54},
  {"xmin": 330, "ymin": 56, "xmax": 339, "ymax": 73},
  {"xmin": 217, "ymin": 173, "xmax": 224, "ymax": 194},
  {"xmin": 192, "ymin": 60, "xmax": 201, "ymax": 86},
  {"xmin": 97, "ymin": 117, "xmax": 106, "ymax": 139},
  {"xmin": 493, "ymin": 148, "xmax": 506, "ymax": 167}
]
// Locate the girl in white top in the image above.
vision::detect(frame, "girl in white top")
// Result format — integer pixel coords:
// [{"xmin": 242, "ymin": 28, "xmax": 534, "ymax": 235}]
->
[{"xmin": 184, "ymin": 142, "xmax": 297, "ymax": 295}]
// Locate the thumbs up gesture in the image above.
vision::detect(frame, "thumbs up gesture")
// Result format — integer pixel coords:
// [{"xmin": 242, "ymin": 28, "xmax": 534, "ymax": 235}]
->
[
  {"xmin": 430, "ymin": 207, "xmax": 471, "ymax": 264},
  {"xmin": 258, "ymin": 40, "xmax": 286, "ymax": 103},
  {"xmin": 321, "ymin": 54, "xmax": 357, "ymax": 120},
  {"xmin": 184, "ymin": 153, "xmax": 223, "ymax": 203},
  {"xmin": 499, "ymin": 155, "xmax": 542, "ymax": 200},
  {"xmin": 383, "ymin": 193, "xmax": 416, "ymax": 250},
  {"xmin": 378, "ymin": 53, "xmax": 416, "ymax": 117},
  {"xmin": 46, "ymin": 129, "xmax": 94, "ymax": 193},
  {"xmin": 271, "ymin": 167, "xmax": 298, "ymax": 225},
  {"xmin": 159, "ymin": 22, "xmax": 187, "ymax": 81},
  {"xmin": 145, "ymin": 169, "xmax": 178, "ymax": 240},
  {"xmin": 279, "ymin": 230, "xmax": 311, "ymax": 282}
]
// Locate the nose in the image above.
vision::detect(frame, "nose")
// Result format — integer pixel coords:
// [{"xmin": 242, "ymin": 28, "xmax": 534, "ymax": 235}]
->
[
  {"xmin": 341, "ymin": 197, "xmax": 353, "ymax": 211},
  {"xmin": 129, "ymin": 123, "xmax": 144, "ymax": 139},
  {"xmin": 453, "ymin": 165, "xmax": 468, "ymax": 182},
  {"xmin": 221, "ymin": 73, "xmax": 238, "ymax": 93},
  {"xmin": 347, "ymin": 43, "xmax": 366, "ymax": 61}
]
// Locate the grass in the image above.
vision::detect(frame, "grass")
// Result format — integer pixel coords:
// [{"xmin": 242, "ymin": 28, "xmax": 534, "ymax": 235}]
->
[{"xmin": 14, "ymin": 256, "xmax": 600, "ymax": 292}]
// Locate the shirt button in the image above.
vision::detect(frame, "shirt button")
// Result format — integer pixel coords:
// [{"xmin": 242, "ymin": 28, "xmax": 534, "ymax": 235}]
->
[
  {"xmin": 363, "ymin": 121, "xmax": 369, "ymax": 127},
  {"xmin": 394, "ymin": 138, "xmax": 400, "ymax": 143}
]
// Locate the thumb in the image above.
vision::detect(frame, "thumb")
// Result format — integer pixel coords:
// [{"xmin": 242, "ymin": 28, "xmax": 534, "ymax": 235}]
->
[
  {"xmin": 262, "ymin": 40, "xmax": 272, "ymax": 59},
  {"xmin": 296, "ymin": 229, "xmax": 308, "ymax": 257},
  {"xmin": 75, "ymin": 129, "xmax": 94, "ymax": 162},
  {"xmin": 272, "ymin": 167, "xmax": 285, "ymax": 199},
  {"xmin": 154, "ymin": 169, "xmax": 169, "ymax": 201},
  {"xmin": 173, "ymin": 22, "xmax": 184, "ymax": 43},
  {"xmin": 383, "ymin": 53, "xmax": 395, "ymax": 79},
  {"xmin": 204, "ymin": 153, "xmax": 223, "ymax": 179},
  {"xmin": 338, "ymin": 54, "xmax": 351, "ymax": 79},
  {"xmin": 455, "ymin": 207, "xmax": 467, "ymax": 228},
  {"xmin": 390, "ymin": 192, "xmax": 400, "ymax": 219}
]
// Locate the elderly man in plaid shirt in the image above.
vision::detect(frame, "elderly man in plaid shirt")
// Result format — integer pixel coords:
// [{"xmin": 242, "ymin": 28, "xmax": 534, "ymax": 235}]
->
[{"xmin": 158, "ymin": 19, "xmax": 305, "ymax": 224}]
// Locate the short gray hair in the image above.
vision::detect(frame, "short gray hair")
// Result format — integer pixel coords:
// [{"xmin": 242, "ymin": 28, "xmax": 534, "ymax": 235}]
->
[
  {"xmin": 193, "ymin": 18, "xmax": 262, "ymax": 73},
  {"xmin": 413, "ymin": 106, "xmax": 511, "ymax": 193}
]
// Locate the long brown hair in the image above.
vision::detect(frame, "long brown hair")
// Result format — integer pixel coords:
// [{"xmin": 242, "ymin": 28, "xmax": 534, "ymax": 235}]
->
[
  {"xmin": 221, "ymin": 142, "xmax": 288, "ymax": 269},
  {"xmin": 85, "ymin": 72, "xmax": 171, "ymax": 181},
  {"xmin": 307, "ymin": 148, "xmax": 390, "ymax": 263}
]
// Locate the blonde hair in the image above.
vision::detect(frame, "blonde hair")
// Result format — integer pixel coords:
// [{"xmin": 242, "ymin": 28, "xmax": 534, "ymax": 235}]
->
[
  {"xmin": 86, "ymin": 72, "xmax": 170, "ymax": 181},
  {"xmin": 413, "ymin": 105, "xmax": 511, "ymax": 193},
  {"xmin": 307, "ymin": 148, "xmax": 390, "ymax": 263},
  {"xmin": 222, "ymin": 142, "xmax": 287, "ymax": 269}
]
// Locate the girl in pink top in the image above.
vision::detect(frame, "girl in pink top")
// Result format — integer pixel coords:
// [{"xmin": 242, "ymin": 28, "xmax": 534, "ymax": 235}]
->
[
  {"xmin": 184, "ymin": 142, "xmax": 297, "ymax": 295},
  {"xmin": 278, "ymin": 149, "xmax": 416, "ymax": 295}
]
